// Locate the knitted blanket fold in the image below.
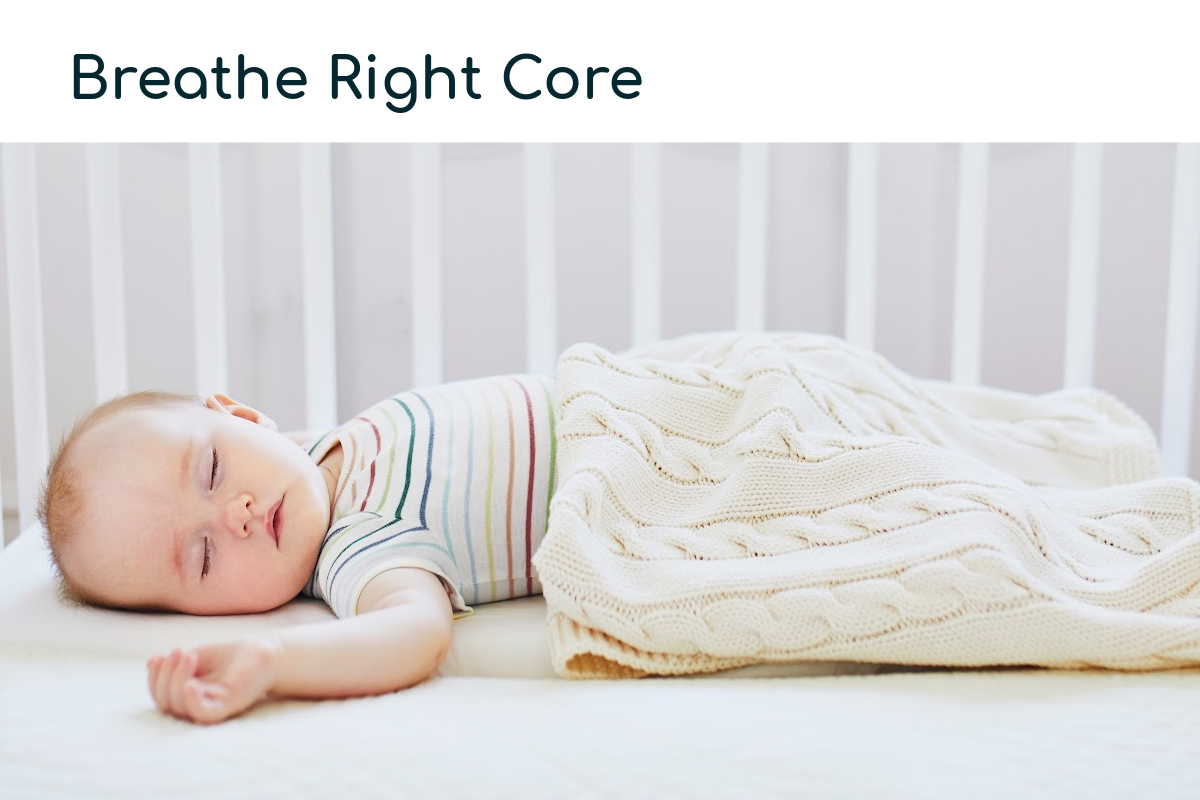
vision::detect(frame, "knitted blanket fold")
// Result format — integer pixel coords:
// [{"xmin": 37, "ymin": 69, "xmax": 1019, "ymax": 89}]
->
[{"xmin": 531, "ymin": 332, "xmax": 1200, "ymax": 679}]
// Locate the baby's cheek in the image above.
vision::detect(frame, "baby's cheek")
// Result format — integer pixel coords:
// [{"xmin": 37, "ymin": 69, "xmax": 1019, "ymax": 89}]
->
[{"xmin": 243, "ymin": 563, "xmax": 303, "ymax": 612}]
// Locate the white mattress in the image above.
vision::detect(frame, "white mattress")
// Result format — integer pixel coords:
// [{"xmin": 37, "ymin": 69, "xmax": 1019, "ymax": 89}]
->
[
  {"xmin": 0, "ymin": 528, "xmax": 875, "ymax": 680},
  {"xmin": 3, "ymin": 527, "xmax": 1200, "ymax": 798}
]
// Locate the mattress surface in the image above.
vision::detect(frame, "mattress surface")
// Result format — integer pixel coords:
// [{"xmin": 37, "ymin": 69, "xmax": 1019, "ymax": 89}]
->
[
  {"xmin": 0, "ymin": 528, "xmax": 876, "ymax": 679},
  {"xmin": 4, "ymin": 527, "xmax": 1200, "ymax": 799},
  {"xmin": 4, "ymin": 644, "xmax": 1200, "ymax": 799}
]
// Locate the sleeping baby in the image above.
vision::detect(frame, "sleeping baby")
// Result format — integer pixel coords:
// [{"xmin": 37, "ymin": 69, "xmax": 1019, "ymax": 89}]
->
[
  {"xmin": 38, "ymin": 376, "xmax": 555, "ymax": 724},
  {"xmin": 41, "ymin": 330, "xmax": 1200, "ymax": 723}
]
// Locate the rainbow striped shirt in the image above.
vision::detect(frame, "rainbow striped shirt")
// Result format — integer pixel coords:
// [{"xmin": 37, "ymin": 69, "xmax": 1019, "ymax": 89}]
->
[{"xmin": 301, "ymin": 375, "xmax": 557, "ymax": 618}]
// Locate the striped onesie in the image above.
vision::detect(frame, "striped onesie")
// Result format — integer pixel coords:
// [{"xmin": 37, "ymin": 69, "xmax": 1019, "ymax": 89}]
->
[{"xmin": 301, "ymin": 375, "xmax": 557, "ymax": 618}]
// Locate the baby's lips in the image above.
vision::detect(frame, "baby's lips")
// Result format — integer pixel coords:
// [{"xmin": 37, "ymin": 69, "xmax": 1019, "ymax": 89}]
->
[
  {"xmin": 269, "ymin": 495, "xmax": 285, "ymax": 547},
  {"xmin": 267, "ymin": 496, "xmax": 283, "ymax": 546}
]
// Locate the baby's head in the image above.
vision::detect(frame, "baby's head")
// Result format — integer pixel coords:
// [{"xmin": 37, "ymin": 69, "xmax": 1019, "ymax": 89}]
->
[{"xmin": 39, "ymin": 391, "xmax": 333, "ymax": 615}]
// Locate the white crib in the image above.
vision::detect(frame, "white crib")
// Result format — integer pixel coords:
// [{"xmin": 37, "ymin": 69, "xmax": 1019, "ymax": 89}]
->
[
  {"xmin": 4, "ymin": 143, "xmax": 1200, "ymax": 545},
  {"xmin": 2, "ymin": 143, "xmax": 1200, "ymax": 798}
]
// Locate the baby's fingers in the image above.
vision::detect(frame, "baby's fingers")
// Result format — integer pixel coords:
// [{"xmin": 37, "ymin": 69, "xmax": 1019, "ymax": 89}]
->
[
  {"xmin": 183, "ymin": 680, "xmax": 233, "ymax": 725},
  {"xmin": 146, "ymin": 655, "xmax": 165, "ymax": 708},
  {"xmin": 167, "ymin": 650, "xmax": 198, "ymax": 715},
  {"xmin": 154, "ymin": 650, "xmax": 181, "ymax": 712}
]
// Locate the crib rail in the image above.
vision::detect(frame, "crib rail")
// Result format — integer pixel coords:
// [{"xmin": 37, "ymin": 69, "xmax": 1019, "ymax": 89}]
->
[
  {"xmin": 2, "ymin": 144, "xmax": 50, "ymax": 542},
  {"xmin": 86, "ymin": 144, "xmax": 129, "ymax": 401},
  {"xmin": 1161, "ymin": 145, "xmax": 1200, "ymax": 482},
  {"xmin": 951, "ymin": 144, "xmax": 989, "ymax": 386},
  {"xmin": 298, "ymin": 144, "xmax": 338, "ymax": 429},
  {"xmin": 2, "ymin": 143, "xmax": 1199, "ymax": 547}
]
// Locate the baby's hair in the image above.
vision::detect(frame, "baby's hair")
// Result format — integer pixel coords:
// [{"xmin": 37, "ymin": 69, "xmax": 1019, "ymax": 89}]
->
[{"xmin": 37, "ymin": 390, "xmax": 205, "ymax": 606}]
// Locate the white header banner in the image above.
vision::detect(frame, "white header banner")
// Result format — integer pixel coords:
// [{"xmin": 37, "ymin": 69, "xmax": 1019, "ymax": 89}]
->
[{"xmin": 0, "ymin": 0, "xmax": 1197, "ymax": 142}]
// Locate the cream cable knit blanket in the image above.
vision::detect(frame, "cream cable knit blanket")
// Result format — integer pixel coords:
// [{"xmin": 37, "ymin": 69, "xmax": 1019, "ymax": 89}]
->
[{"xmin": 531, "ymin": 332, "xmax": 1200, "ymax": 678}]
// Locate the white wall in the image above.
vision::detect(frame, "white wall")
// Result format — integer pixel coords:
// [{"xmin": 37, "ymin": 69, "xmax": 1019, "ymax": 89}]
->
[{"xmin": 0, "ymin": 143, "xmax": 1194, "ymax": 532}]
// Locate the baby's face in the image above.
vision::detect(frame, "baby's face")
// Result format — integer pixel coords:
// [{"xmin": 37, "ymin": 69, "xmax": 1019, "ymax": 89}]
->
[{"xmin": 64, "ymin": 399, "xmax": 332, "ymax": 614}]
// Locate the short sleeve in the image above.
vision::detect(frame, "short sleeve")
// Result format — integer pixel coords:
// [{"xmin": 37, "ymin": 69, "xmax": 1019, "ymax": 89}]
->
[{"xmin": 309, "ymin": 511, "xmax": 473, "ymax": 619}]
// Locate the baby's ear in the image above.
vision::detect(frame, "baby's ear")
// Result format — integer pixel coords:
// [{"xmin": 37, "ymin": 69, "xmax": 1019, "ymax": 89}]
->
[{"xmin": 205, "ymin": 393, "xmax": 279, "ymax": 432}]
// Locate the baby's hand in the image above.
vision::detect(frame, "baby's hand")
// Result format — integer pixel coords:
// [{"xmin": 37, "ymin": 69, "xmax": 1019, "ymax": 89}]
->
[{"xmin": 147, "ymin": 639, "xmax": 280, "ymax": 724}]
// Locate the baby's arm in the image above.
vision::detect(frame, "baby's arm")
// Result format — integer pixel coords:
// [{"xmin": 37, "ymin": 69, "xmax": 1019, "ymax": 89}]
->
[{"xmin": 146, "ymin": 567, "xmax": 453, "ymax": 724}]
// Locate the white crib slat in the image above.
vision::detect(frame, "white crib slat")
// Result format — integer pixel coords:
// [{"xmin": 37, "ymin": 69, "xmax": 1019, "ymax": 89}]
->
[
  {"xmin": 188, "ymin": 144, "xmax": 228, "ymax": 394},
  {"xmin": 299, "ymin": 145, "xmax": 339, "ymax": 429},
  {"xmin": 631, "ymin": 144, "xmax": 663, "ymax": 347},
  {"xmin": 1160, "ymin": 143, "xmax": 1200, "ymax": 476},
  {"xmin": 1063, "ymin": 144, "xmax": 1104, "ymax": 389},
  {"xmin": 523, "ymin": 144, "xmax": 557, "ymax": 374},
  {"xmin": 736, "ymin": 144, "xmax": 769, "ymax": 332},
  {"xmin": 952, "ymin": 144, "xmax": 990, "ymax": 385},
  {"xmin": 1, "ymin": 144, "xmax": 51, "ymax": 537},
  {"xmin": 411, "ymin": 144, "xmax": 443, "ymax": 388},
  {"xmin": 86, "ymin": 144, "xmax": 128, "ymax": 401},
  {"xmin": 845, "ymin": 144, "xmax": 879, "ymax": 349}
]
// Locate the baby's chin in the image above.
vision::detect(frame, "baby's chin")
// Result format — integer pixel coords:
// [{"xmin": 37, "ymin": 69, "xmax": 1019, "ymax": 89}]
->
[{"xmin": 299, "ymin": 457, "xmax": 335, "ymax": 522}]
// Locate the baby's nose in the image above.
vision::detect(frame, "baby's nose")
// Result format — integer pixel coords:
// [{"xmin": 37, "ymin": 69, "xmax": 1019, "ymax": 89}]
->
[{"xmin": 225, "ymin": 492, "xmax": 254, "ymax": 538}]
